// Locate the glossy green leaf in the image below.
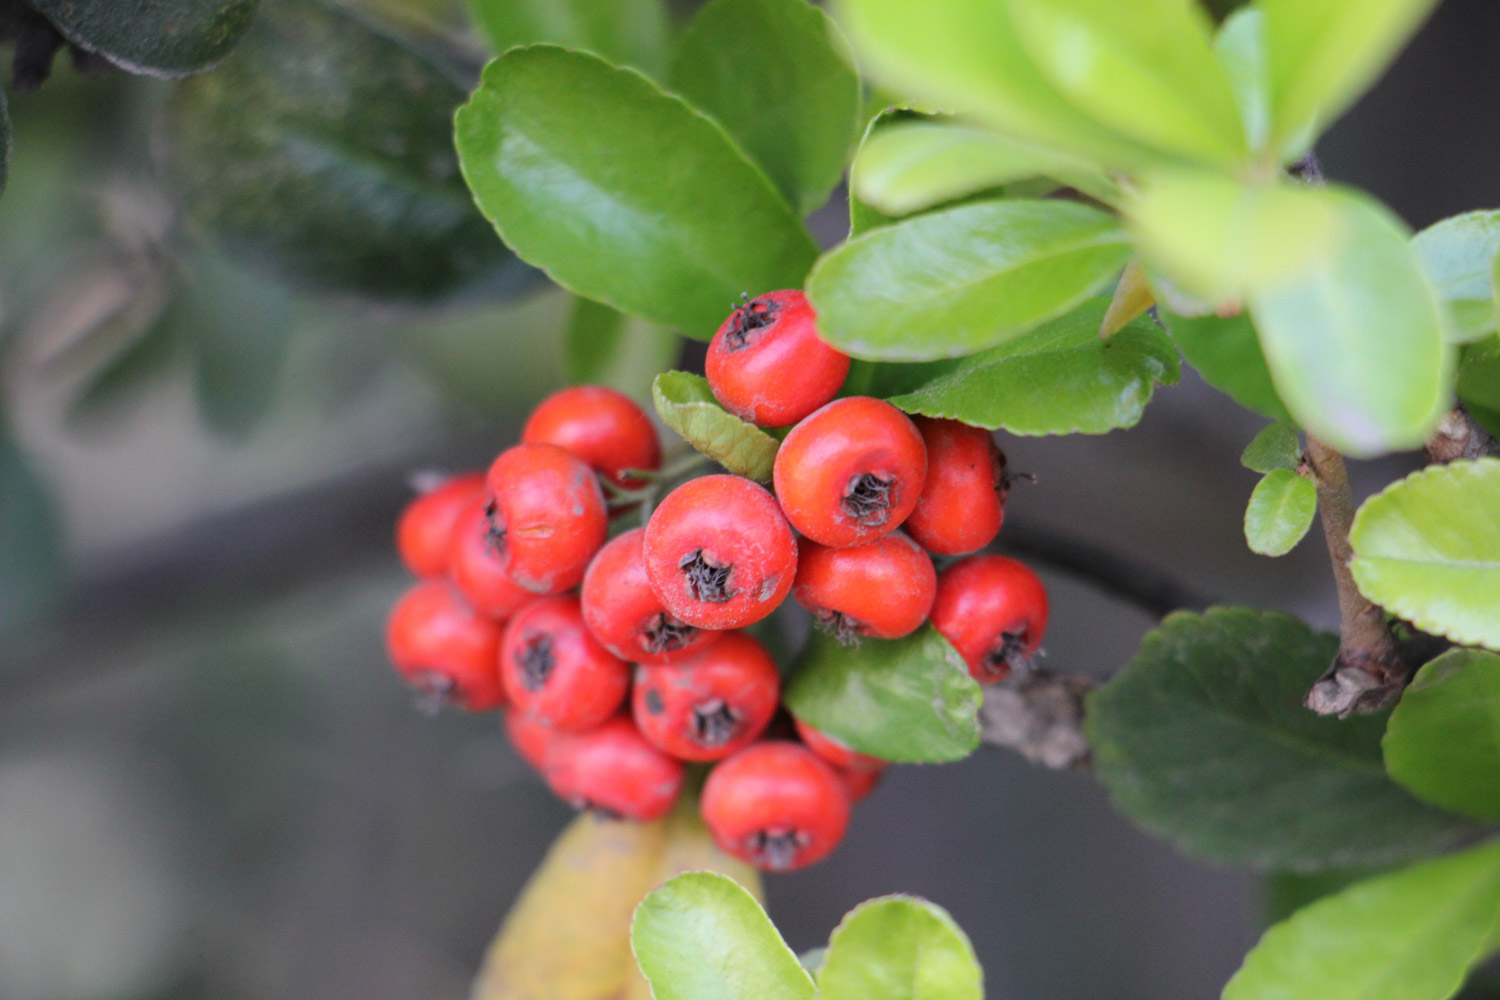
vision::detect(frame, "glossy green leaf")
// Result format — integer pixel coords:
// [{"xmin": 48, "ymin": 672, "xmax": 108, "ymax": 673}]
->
[
  {"xmin": 169, "ymin": 0, "xmax": 529, "ymax": 302},
  {"xmin": 1007, "ymin": 0, "xmax": 1247, "ymax": 165},
  {"xmin": 1349, "ymin": 458, "xmax": 1500, "ymax": 651},
  {"xmin": 652, "ymin": 372, "xmax": 779, "ymax": 483},
  {"xmin": 671, "ymin": 0, "xmax": 861, "ymax": 215},
  {"xmin": 562, "ymin": 299, "xmax": 680, "ymax": 407},
  {"xmin": 456, "ymin": 46, "xmax": 818, "ymax": 338},
  {"xmin": 28, "ymin": 0, "xmax": 258, "ymax": 77},
  {"xmin": 1248, "ymin": 188, "xmax": 1452, "ymax": 458},
  {"xmin": 1244, "ymin": 469, "xmax": 1316, "ymax": 557},
  {"xmin": 467, "ymin": 0, "xmax": 669, "ymax": 77},
  {"xmin": 1215, "ymin": 8, "xmax": 1271, "ymax": 152},
  {"xmin": 1241, "ymin": 423, "xmax": 1301, "ymax": 473},
  {"xmin": 631, "ymin": 873, "xmax": 813, "ymax": 1000},
  {"xmin": 1128, "ymin": 171, "xmax": 1339, "ymax": 302},
  {"xmin": 1412, "ymin": 211, "xmax": 1500, "ymax": 343},
  {"xmin": 1086, "ymin": 607, "xmax": 1474, "ymax": 871},
  {"xmin": 886, "ymin": 299, "xmax": 1179, "ymax": 435},
  {"xmin": 830, "ymin": 0, "xmax": 1153, "ymax": 167},
  {"xmin": 1384, "ymin": 648, "xmax": 1500, "ymax": 821},
  {"xmin": 0, "ymin": 432, "xmax": 65, "ymax": 637},
  {"xmin": 1157, "ymin": 306, "xmax": 1292, "ymax": 422},
  {"xmin": 808, "ymin": 199, "xmax": 1130, "ymax": 361},
  {"xmin": 783, "ymin": 625, "xmax": 980, "ymax": 763},
  {"xmin": 816, "ymin": 897, "xmax": 982, "ymax": 1000},
  {"xmin": 1224, "ymin": 840, "xmax": 1500, "ymax": 1000},
  {"xmin": 846, "ymin": 111, "xmax": 905, "ymax": 236},
  {"xmin": 1261, "ymin": 0, "xmax": 1441, "ymax": 156}
]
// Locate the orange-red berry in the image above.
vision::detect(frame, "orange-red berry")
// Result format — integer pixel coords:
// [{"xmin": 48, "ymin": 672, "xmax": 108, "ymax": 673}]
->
[
  {"xmin": 485, "ymin": 443, "xmax": 607, "ymax": 594},
  {"xmin": 904, "ymin": 418, "xmax": 1007, "ymax": 556},
  {"xmin": 930, "ymin": 555, "xmax": 1049, "ymax": 683},
  {"xmin": 385, "ymin": 580, "xmax": 505, "ymax": 711},
  {"xmin": 522, "ymin": 385, "xmax": 660, "ymax": 489},
  {"xmin": 632, "ymin": 632, "xmax": 780, "ymax": 762},
  {"xmin": 705, "ymin": 290, "xmax": 849, "ymax": 427},
  {"xmin": 701, "ymin": 741, "xmax": 851, "ymax": 871},
  {"xmin": 792, "ymin": 532, "xmax": 936, "ymax": 641}
]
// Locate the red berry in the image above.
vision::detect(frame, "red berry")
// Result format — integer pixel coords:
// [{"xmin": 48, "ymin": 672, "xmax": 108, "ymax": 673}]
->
[
  {"xmin": 505, "ymin": 709, "xmax": 556, "ymax": 771},
  {"xmin": 545, "ymin": 715, "xmax": 685, "ymax": 821},
  {"xmin": 773, "ymin": 397, "xmax": 926, "ymax": 548},
  {"xmin": 485, "ymin": 443, "xmax": 607, "ymax": 594},
  {"xmin": 395, "ymin": 472, "xmax": 484, "ymax": 578},
  {"xmin": 930, "ymin": 555, "xmax": 1049, "ymax": 683},
  {"xmin": 792, "ymin": 532, "xmax": 936, "ymax": 641},
  {"xmin": 448, "ymin": 498, "xmax": 532, "ymax": 620},
  {"xmin": 522, "ymin": 385, "xmax": 661, "ymax": 489},
  {"xmin": 580, "ymin": 528, "xmax": 721, "ymax": 665},
  {"xmin": 632, "ymin": 632, "xmax": 780, "ymax": 762},
  {"xmin": 705, "ymin": 290, "xmax": 850, "ymax": 427},
  {"xmin": 793, "ymin": 717, "xmax": 887, "ymax": 772},
  {"xmin": 701, "ymin": 741, "xmax": 851, "ymax": 871},
  {"xmin": 643, "ymin": 475, "xmax": 797, "ymax": 630},
  {"xmin": 386, "ymin": 580, "xmax": 505, "ymax": 711},
  {"xmin": 904, "ymin": 418, "xmax": 1007, "ymax": 556},
  {"xmin": 500, "ymin": 596, "xmax": 631, "ymax": 730}
]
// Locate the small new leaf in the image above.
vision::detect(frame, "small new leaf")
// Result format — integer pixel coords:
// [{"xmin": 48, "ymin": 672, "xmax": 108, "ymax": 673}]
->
[
  {"xmin": 1241, "ymin": 423, "xmax": 1302, "ymax": 473},
  {"xmin": 816, "ymin": 896, "xmax": 983, "ymax": 1000},
  {"xmin": 1244, "ymin": 469, "xmax": 1316, "ymax": 557},
  {"xmin": 652, "ymin": 372, "xmax": 779, "ymax": 483}
]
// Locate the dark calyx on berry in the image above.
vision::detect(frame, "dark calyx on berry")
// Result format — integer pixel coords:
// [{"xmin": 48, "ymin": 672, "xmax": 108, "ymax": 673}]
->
[
  {"xmin": 516, "ymin": 635, "xmax": 556, "ymax": 691},
  {"xmin": 643, "ymin": 688, "xmax": 666, "ymax": 715},
  {"xmin": 984, "ymin": 629, "xmax": 1032, "ymax": 676},
  {"xmin": 642, "ymin": 611, "xmax": 697, "ymax": 654},
  {"xmin": 724, "ymin": 293, "xmax": 779, "ymax": 350},
  {"xmin": 679, "ymin": 548, "xmax": 736, "ymax": 603},
  {"xmin": 691, "ymin": 699, "xmax": 741, "ymax": 748},
  {"xmin": 842, "ymin": 473, "xmax": 894, "ymax": 526},
  {"xmin": 410, "ymin": 670, "xmax": 457, "ymax": 716},
  {"xmin": 483, "ymin": 500, "xmax": 507, "ymax": 551},
  {"xmin": 815, "ymin": 608, "xmax": 865, "ymax": 646},
  {"xmin": 752, "ymin": 828, "xmax": 808, "ymax": 871}
]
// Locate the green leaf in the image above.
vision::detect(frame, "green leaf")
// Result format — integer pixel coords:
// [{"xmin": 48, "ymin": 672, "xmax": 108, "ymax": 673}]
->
[
  {"xmin": 846, "ymin": 108, "xmax": 912, "ymax": 236},
  {"xmin": 185, "ymin": 255, "xmax": 297, "ymax": 440},
  {"xmin": 1261, "ymin": 0, "xmax": 1441, "ymax": 156},
  {"xmin": 1127, "ymin": 171, "xmax": 1340, "ymax": 302},
  {"xmin": 1156, "ymin": 306, "xmax": 1292, "ymax": 422},
  {"xmin": 886, "ymin": 298, "xmax": 1179, "ymax": 435},
  {"xmin": 671, "ymin": 0, "xmax": 862, "ymax": 215},
  {"xmin": 169, "ymin": 0, "xmax": 529, "ymax": 302},
  {"xmin": 652, "ymin": 372, "xmax": 780, "ymax": 482},
  {"xmin": 1384, "ymin": 648, "xmax": 1500, "ymax": 821},
  {"xmin": 1244, "ymin": 469, "xmax": 1316, "ymax": 557},
  {"xmin": 631, "ymin": 872, "xmax": 814, "ymax": 1000},
  {"xmin": 808, "ymin": 199, "xmax": 1130, "ymax": 361},
  {"xmin": 456, "ymin": 46, "xmax": 818, "ymax": 338},
  {"xmin": 816, "ymin": 897, "xmax": 983, "ymax": 1000},
  {"xmin": 28, "ymin": 0, "xmax": 258, "ymax": 77},
  {"xmin": 562, "ymin": 299, "xmax": 680, "ymax": 407},
  {"xmin": 466, "ymin": 0, "xmax": 669, "ymax": 77},
  {"xmin": 1215, "ymin": 8, "xmax": 1271, "ymax": 152},
  {"xmin": 1241, "ymin": 423, "xmax": 1301, "ymax": 473},
  {"xmin": 783, "ymin": 625, "xmax": 981, "ymax": 763},
  {"xmin": 1086, "ymin": 607, "xmax": 1474, "ymax": 871},
  {"xmin": 1007, "ymin": 0, "xmax": 1248, "ymax": 165},
  {"xmin": 1458, "ymin": 339, "xmax": 1500, "ymax": 427},
  {"xmin": 1247, "ymin": 188, "xmax": 1452, "ymax": 458},
  {"xmin": 1223, "ymin": 840, "xmax": 1500, "ymax": 1000},
  {"xmin": 68, "ymin": 300, "xmax": 186, "ymax": 431},
  {"xmin": 1412, "ymin": 211, "xmax": 1500, "ymax": 343},
  {"xmin": 0, "ymin": 432, "xmax": 65, "ymax": 637},
  {"xmin": 1349, "ymin": 458, "xmax": 1500, "ymax": 651},
  {"xmin": 0, "ymin": 88, "xmax": 9, "ymax": 200}
]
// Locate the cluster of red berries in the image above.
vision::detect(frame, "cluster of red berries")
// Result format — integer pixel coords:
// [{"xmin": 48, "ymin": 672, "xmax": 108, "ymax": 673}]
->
[{"xmin": 385, "ymin": 290, "xmax": 1050, "ymax": 872}]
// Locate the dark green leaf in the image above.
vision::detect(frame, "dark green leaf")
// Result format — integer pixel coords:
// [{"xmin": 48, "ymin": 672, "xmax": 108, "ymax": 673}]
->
[
  {"xmin": 886, "ymin": 298, "xmax": 1178, "ymax": 434},
  {"xmin": 1244, "ymin": 469, "xmax": 1316, "ymax": 557},
  {"xmin": 1459, "ymin": 339, "xmax": 1500, "ymax": 427},
  {"xmin": 1349, "ymin": 459, "xmax": 1500, "ymax": 651},
  {"xmin": 1412, "ymin": 211, "xmax": 1500, "ymax": 343},
  {"xmin": 652, "ymin": 372, "xmax": 779, "ymax": 482},
  {"xmin": 466, "ymin": 0, "xmax": 669, "ymax": 77},
  {"xmin": 671, "ymin": 0, "xmax": 861, "ymax": 215},
  {"xmin": 456, "ymin": 46, "xmax": 818, "ymax": 338},
  {"xmin": 169, "ymin": 0, "xmax": 529, "ymax": 302},
  {"xmin": 1086, "ymin": 607, "xmax": 1474, "ymax": 871},
  {"xmin": 0, "ymin": 431, "xmax": 65, "ymax": 636},
  {"xmin": 1241, "ymin": 423, "xmax": 1301, "ymax": 473},
  {"xmin": 631, "ymin": 872, "xmax": 814, "ymax": 1000},
  {"xmin": 1384, "ymin": 648, "xmax": 1500, "ymax": 821},
  {"xmin": 1156, "ymin": 306, "xmax": 1292, "ymax": 422},
  {"xmin": 783, "ymin": 625, "xmax": 981, "ymax": 763},
  {"xmin": 808, "ymin": 199, "xmax": 1130, "ymax": 361},
  {"xmin": 562, "ymin": 298, "xmax": 679, "ymax": 407},
  {"xmin": 29, "ymin": 0, "xmax": 258, "ymax": 77},
  {"xmin": 185, "ymin": 255, "xmax": 297, "ymax": 440},
  {"xmin": 816, "ymin": 897, "xmax": 982, "ymax": 1000},
  {"xmin": 1263, "ymin": 868, "xmax": 1384, "ymax": 925}
]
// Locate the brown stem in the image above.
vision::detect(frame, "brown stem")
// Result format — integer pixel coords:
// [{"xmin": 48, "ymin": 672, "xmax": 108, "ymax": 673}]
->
[
  {"xmin": 1424, "ymin": 404, "xmax": 1500, "ymax": 464},
  {"xmin": 1301, "ymin": 436, "xmax": 1408, "ymax": 717},
  {"xmin": 979, "ymin": 668, "xmax": 1097, "ymax": 770}
]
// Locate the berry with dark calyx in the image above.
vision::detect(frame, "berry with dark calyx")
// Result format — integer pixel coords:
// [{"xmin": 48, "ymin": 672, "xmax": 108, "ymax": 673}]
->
[
  {"xmin": 632, "ymin": 632, "xmax": 780, "ymax": 762},
  {"xmin": 448, "ymin": 498, "xmax": 532, "ymax": 621},
  {"xmin": 701, "ymin": 741, "xmax": 852, "ymax": 872},
  {"xmin": 396, "ymin": 472, "xmax": 484, "ymax": 578},
  {"xmin": 930, "ymin": 555, "xmax": 1049, "ymax": 683},
  {"xmin": 793, "ymin": 717, "xmax": 887, "ymax": 772},
  {"xmin": 773, "ymin": 397, "xmax": 927, "ymax": 548},
  {"xmin": 485, "ymin": 443, "xmax": 608, "ymax": 594},
  {"xmin": 792, "ymin": 532, "xmax": 936, "ymax": 642},
  {"xmin": 505, "ymin": 708, "xmax": 556, "ymax": 772},
  {"xmin": 386, "ymin": 580, "xmax": 505, "ymax": 712},
  {"xmin": 522, "ymin": 385, "xmax": 661, "ymax": 489},
  {"xmin": 705, "ymin": 290, "xmax": 850, "ymax": 427},
  {"xmin": 544, "ymin": 715, "xmax": 685, "ymax": 821},
  {"xmin": 500, "ymin": 595, "xmax": 631, "ymax": 731},
  {"xmin": 580, "ymin": 527, "xmax": 721, "ymax": 665},
  {"xmin": 643, "ymin": 475, "xmax": 797, "ymax": 630},
  {"xmin": 904, "ymin": 418, "xmax": 1007, "ymax": 556}
]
